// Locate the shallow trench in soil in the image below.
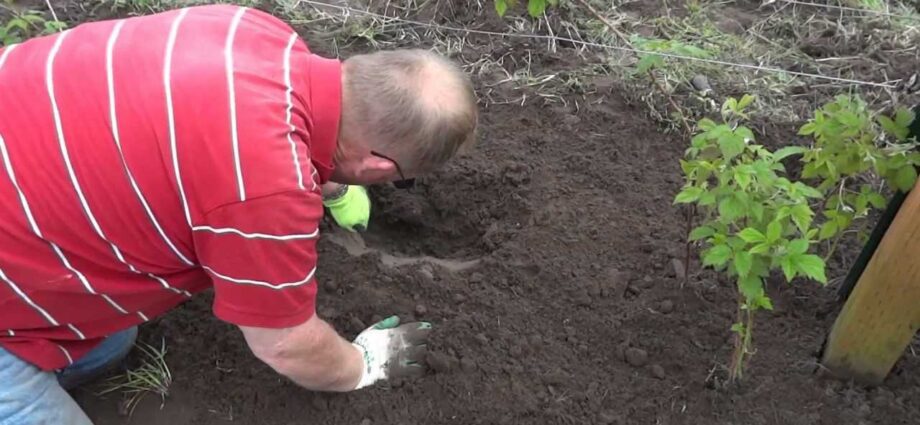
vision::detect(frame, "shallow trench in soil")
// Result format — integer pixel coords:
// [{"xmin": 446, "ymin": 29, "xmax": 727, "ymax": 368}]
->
[{"xmin": 72, "ymin": 68, "xmax": 920, "ymax": 425}]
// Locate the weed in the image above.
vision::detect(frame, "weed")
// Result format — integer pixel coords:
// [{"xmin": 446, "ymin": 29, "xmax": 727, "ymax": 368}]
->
[
  {"xmin": 98, "ymin": 339, "xmax": 172, "ymax": 416},
  {"xmin": 0, "ymin": 0, "xmax": 66, "ymax": 46}
]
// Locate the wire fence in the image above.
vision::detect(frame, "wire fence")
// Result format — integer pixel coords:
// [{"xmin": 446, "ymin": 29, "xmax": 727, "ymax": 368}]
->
[{"xmin": 297, "ymin": 0, "xmax": 906, "ymax": 89}]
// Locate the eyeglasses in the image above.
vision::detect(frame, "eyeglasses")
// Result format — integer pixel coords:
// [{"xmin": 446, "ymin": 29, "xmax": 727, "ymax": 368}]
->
[{"xmin": 370, "ymin": 150, "xmax": 415, "ymax": 189}]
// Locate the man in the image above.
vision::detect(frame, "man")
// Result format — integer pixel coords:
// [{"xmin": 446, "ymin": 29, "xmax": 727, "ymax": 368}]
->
[{"xmin": 0, "ymin": 4, "xmax": 477, "ymax": 424}]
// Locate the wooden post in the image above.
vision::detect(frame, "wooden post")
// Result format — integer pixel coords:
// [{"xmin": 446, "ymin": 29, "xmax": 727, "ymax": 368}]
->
[{"xmin": 821, "ymin": 178, "xmax": 920, "ymax": 385}]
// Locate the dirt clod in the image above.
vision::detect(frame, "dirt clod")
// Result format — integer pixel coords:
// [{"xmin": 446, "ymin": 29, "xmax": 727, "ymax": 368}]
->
[
  {"xmin": 625, "ymin": 348, "xmax": 649, "ymax": 367},
  {"xmin": 415, "ymin": 304, "xmax": 428, "ymax": 316},
  {"xmin": 651, "ymin": 364, "xmax": 666, "ymax": 379},
  {"xmin": 670, "ymin": 258, "xmax": 686, "ymax": 278},
  {"xmin": 427, "ymin": 352, "xmax": 457, "ymax": 373},
  {"xmin": 658, "ymin": 300, "xmax": 674, "ymax": 314}
]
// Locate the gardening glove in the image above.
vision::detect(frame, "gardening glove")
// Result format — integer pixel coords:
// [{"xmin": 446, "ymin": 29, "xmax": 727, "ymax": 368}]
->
[
  {"xmin": 323, "ymin": 185, "xmax": 370, "ymax": 232},
  {"xmin": 351, "ymin": 316, "xmax": 431, "ymax": 389}
]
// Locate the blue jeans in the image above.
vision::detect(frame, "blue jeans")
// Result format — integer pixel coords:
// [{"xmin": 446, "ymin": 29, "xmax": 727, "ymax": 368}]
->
[{"xmin": 0, "ymin": 327, "xmax": 137, "ymax": 425}]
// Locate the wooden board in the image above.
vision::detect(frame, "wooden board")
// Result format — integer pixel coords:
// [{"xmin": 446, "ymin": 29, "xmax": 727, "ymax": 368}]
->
[{"xmin": 822, "ymin": 177, "xmax": 920, "ymax": 385}]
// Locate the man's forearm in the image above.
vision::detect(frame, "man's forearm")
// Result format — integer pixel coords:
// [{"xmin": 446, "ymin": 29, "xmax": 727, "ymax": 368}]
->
[{"xmin": 240, "ymin": 316, "xmax": 364, "ymax": 392}]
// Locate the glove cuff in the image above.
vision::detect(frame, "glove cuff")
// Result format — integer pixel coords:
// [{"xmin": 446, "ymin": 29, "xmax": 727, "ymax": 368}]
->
[
  {"xmin": 322, "ymin": 185, "xmax": 351, "ymax": 207},
  {"xmin": 351, "ymin": 342, "xmax": 374, "ymax": 390}
]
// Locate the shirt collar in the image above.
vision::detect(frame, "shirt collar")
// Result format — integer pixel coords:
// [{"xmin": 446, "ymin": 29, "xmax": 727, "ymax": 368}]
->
[{"xmin": 306, "ymin": 55, "xmax": 342, "ymax": 184}]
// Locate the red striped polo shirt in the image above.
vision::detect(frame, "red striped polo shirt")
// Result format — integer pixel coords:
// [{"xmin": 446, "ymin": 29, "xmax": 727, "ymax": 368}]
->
[{"xmin": 0, "ymin": 4, "xmax": 339, "ymax": 370}]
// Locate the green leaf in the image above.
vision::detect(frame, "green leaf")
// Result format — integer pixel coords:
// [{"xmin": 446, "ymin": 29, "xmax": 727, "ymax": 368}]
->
[
  {"xmin": 773, "ymin": 146, "xmax": 807, "ymax": 161},
  {"xmin": 734, "ymin": 167, "xmax": 752, "ymax": 189},
  {"xmin": 718, "ymin": 133, "xmax": 746, "ymax": 160},
  {"xmin": 750, "ymin": 243, "xmax": 771, "ymax": 255},
  {"xmin": 703, "ymin": 244, "xmax": 732, "ymax": 267},
  {"xmin": 699, "ymin": 191, "xmax": 717, "ymax": 206},
  {"xmin": 735, "ymin": 251, "xmax": 753, "ymax": 277},
  {"xmin": 674, "ymin": 186, "xmax": 704, "ymax": 203},
  {"xmin": 895, "ymin": 107, "xmax": 915, "ymax": 128},
  {"xmin": 788, "ymin": 239, "xmax": 809, "ymax": 255},
  {"xmin": 547, "ymin": 0, "xmax": 558, "ymax": 5},
  {"xmin": 495, "ymin": 0, "xmax": 508, "ymax": 16},
  {"xmin": 718, "ymin": 195, "xmax": 745, "ymax": 222},
  {"xmin": 755, "ymin": 294, "xmax": 774, "ymax": 310},
  {"xmin": 818, "ymin": 220, "xmax": 838, "ymax": 241},
  {"xmin": 750, "ymin": 202, "xmax": 765, "ymax": 222},
  {"xmin": 766, "ymin": 220, "xmax": 782, "ymax": 242},
  {"xmin": 780, "ymin": 256, "xmax": 796, "ymax": 282},
  {"xmin": 689, "ymin": 226, "xmax": 715, "ymax": 241},
  {"xmin": 867, "ymin": 192, "xmax": 887, "ymax": 209},
  {"xmin": 798, "ymin": 122, "xmax": 817, "ymax": 136},
  {"xmin": 738, "ymin": 274, "xmax": 764, "ymax": 304},
  {"xmin": 791, "ymin": 254, "xmax": 827, "ymax": 283},
  {"xmin": 635, "ymin": 55, "xmax": 664, "ymax": 74},
  {"xmin": 790, "ymin": 204, "xmax": 814, "ymax": 234},
  {"xmin": 736, "ymin": 127, "xmax": 755, "ymax": 143},
  {"xmin": 738, "ymin": 228, "xmax": 766, "ymax": 243},
  {"xmin": 737, "ymin": 94, "xmax": 755, "ymax": 110},
  {"xmin": 698, "ymin": 118, "xmax": 717, "ymax": 131},
  {"xmin": 528, "ymin": 0, "xmax": 547, "ymax": 17},
  {"xmin": 731, "ymin": 322, "xmax": 745, "ymax": 333},
  {"xmin": 893, "ymin": 166, "xmax": 918, "ymax": 192}
]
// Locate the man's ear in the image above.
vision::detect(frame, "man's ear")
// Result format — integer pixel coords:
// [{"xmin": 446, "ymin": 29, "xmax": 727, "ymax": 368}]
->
[{"xmin": 358, "ymin": 154, "xmax": 397, "ymax": 182}]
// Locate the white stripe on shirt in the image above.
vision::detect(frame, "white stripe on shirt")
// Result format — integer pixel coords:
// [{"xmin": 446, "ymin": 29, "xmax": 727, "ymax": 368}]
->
[
  {"xmin": 67, "ymin": 323, "xmax": 86, "ymax": 340},
  {"xmin": 0, "ymin": 128, "xmax": 128, "ymax": 315},
  {"xmin": 0, "ymin": 267, "xmax": 60, "ymax": 327},
  {"xmin": 225, "ymin": 7, "xmax": 249, "ymax": 201},
  {"xmin": 49, "ymin": 28, "xmax": 184, "ymax": 307},
  {"xmin": 165, "ymin": 8, "xmax": 193, "ymax": 226},
  {"xmin": 283, "ymin": 32, "xmax": 305, "ymax": 190},
  {"xmin": 0, "ymin": 44, "xmax": 17, "ymax": 69},
  {"xmin": 202, "ymin": 265, "xmax": 316, "ymax": 289},
  {"xmin": 192, "ymin": 225, "xmax": 318, "ymax": 240},
  {"xmin": 106, "ymin": 19, "xmax": 195, "ymax": 267},
  {"xmin": 57, "ymin": 344, "xmax": 74, "ymax": 365}
]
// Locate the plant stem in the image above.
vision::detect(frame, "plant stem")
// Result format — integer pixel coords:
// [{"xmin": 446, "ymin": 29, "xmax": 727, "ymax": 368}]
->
[{"xmin": 683, "ymin": 205, "xmax": 695, "ymax": 288}]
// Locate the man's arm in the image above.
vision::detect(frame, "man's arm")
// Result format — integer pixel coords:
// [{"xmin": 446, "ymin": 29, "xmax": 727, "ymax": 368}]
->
[
  {"xmin": 240, "ymin": 314, "xmax": 432, "ymax": 392},
  {"xmin": 239, "ymin": 315, "xmax": 363, "ymax": 392}
]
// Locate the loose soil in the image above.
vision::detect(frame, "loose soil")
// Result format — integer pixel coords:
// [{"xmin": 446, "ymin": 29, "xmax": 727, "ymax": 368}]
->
[{"xmin": 58, "ymin": 0, "xmax": 920, "ymax": 424}]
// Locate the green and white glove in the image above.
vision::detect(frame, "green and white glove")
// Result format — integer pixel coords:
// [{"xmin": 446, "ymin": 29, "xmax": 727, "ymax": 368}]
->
[
  {"xmin": 323, "ymin": 185, "xmax": 370, "ymax": 232},
  {"xmin": 352, "ymin": 316, "xmax": 431, "ymax": 389}
]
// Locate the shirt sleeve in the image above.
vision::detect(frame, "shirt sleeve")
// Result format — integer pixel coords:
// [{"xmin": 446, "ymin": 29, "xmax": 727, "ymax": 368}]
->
[{"xmin": 192, "ymin": 190, "xmax": 322, "ymax": 328}]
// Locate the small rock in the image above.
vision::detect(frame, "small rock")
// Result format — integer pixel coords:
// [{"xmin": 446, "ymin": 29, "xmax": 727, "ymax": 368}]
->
[
  {"xmin": 564, "ymin": 326, "xmax": 577, "ymax": 337},
  {"xmin": 452, "ymin": 293, "xmax": 467, "ymax": 303},
  {"xmin": 651, "ymin": 364, "xmax": 666, "ymax": 379},
  {"xmin": 360, "ymin": 419, "xmax": 372, "ymax": 425},
  {"xmin": 658, "ymin": 300, "xmax": 675, "ymax": 314},
  {"xmin": 469, "ymin": 273, "xmax": 484, "ymax": 284},
  {"xmin": 624, "ymin": 348, "xmax": 649, "ymax": 367},
  {"xmin": 690, "ymin": 74, "xmax": 712, "ymax": 94},
  {"xmin": 671, "ymin": 258, "xmax": 686, "ymax": 278},
  {"xmin": 474, "ymin": 333, "xmax": 490, "ymax": 346},
  {"xmin": 325, "ymin": 280, "xmax": 339, "ymax": 292},
  {"xmin": 427, "ymin": 352, "xmax": 457, "ymax": 373},
  {"xmin": 415, "ymin": 304, "xmax": 428, "ymax": 316},
  {"xmin": 460, "ymin": 357, "xmax": 477, "ymax": 372}
]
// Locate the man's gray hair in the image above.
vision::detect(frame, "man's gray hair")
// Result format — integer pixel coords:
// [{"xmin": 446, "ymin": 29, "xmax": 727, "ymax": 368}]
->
[{"xmin": 340, "ymin": 49, "xmax": 478, "ymax": 171}]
